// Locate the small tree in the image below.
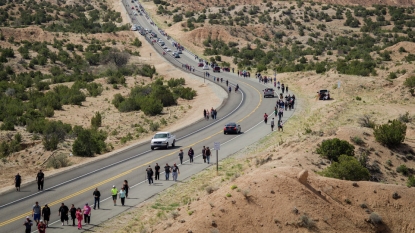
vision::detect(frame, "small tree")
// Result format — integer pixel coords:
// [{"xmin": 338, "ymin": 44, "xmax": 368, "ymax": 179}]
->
[
  {"xmin": 91, "ymin": 112, "xmax": 102, "ymax": 128},
  {"xmin": 140, "ymin": 97, "xmax": 163, "ymax": 116},
  {"xmin": 72, "ymin": 129, "xmax": 96, "ymax": 157},
  {"xmin": 319, "ymin": 154, "xmax": 370, "ymax": 181},
  {"xmin": 316, "ymin": 138, "xmax": 355, "ymax": 161},
  {"xmin": 373, "ymin": 119, "xmax": 406, "ymax": 147}
]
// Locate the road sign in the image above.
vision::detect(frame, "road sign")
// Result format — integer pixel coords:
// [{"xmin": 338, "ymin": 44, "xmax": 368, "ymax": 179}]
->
[{"xmin": 214, "ymin": 142, "xmax": 220, "ymax": 150}]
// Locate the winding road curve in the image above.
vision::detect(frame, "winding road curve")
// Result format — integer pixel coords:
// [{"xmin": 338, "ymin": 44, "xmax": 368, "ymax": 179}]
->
[{"xmin": 0, "ymin": 1, "xmax": 298, "ymax": 232}]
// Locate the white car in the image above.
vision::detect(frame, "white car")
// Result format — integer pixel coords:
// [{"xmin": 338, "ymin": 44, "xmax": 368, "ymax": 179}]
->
[
  {"xmin": 165, "ymin": 48, "xmax": 171, "ymax": 52},
  {"xmin": 131, "ymin": 26, "xmax": 137, "ymax": 31},
  {"xmin": 203, "ymin": 65, "xmax": 209, "ymax": 70},
  {"xmin": 163, "ymin": 45, "xmax": 168, "ymax": 49},
  {"xmin": 151, "ymin": 132, "xmax": 176, "ymax": 150}
]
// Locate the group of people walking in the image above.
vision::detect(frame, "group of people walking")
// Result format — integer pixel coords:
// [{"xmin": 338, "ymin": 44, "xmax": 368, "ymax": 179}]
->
[
  {"xmin": 25, "ymin": 180, "xmax": 130, "ymax": 231},
  {"xmin": 204, "ymin": 108, "xmax": 218, "ymax": 120}
]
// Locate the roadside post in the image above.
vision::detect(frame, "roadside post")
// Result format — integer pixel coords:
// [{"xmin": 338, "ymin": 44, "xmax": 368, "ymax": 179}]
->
[
  {"xmin": 214, "ymin": 142, "xmax": 220, "ymax": 175},
  {"xmin": 150, "ymin": 53, "xmax": 151, "ymax": 61}
]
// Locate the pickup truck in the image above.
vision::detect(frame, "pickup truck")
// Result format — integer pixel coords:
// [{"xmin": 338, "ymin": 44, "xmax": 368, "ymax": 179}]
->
[{"xmin": 150, "ymin": 132, "xmax": 176, "ymax": 150}]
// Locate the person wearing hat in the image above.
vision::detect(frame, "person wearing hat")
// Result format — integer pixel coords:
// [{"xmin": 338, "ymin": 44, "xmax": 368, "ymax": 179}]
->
[
  {"xmin": 172, "ymin": 163, "xmax": 180, "ymax": 182},
  {"xmin": 83, "ymin": 203, "xmax": 91, "ymax": 224},
  {"xmin": 41, "ymin": 204, "xmax": 51, "ymax": 227},
  {"xmin": 23, "ymin": 216, "xmax": 33, "ymax": 233},
  {"xmin": 111, "ymin": 185, "xmax": 118, "ymax": 206},
  {"xmin": 37, "ymin": 219, "xmax": 46, "ymax": 233}
]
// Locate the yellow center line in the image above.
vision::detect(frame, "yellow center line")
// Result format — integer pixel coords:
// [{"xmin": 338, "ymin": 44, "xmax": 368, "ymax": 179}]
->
[{"xmin": 0, "ymin": 79, "xmax": 262, "ymax": 228}]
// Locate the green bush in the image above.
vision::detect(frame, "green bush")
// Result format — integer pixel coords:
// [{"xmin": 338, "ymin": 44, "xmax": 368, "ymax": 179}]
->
[
  {"xmin": 373, "ymin": 119, "xmax": 407, "ymax": 147},
  {"xmin": 319, "ymin": 155, "xmax": 370, "ymax": 181},
  {"xmin": 316, "ymin": 138, "xmax": 355, "ymax": 161},
  {"xmin": 167, "ymin": 78, "xmax": 185, "ymax": 87},
  {"xmin": 407, "ymin": 175, "xmax": 415, "ymax": 187},
  {"xmin": 404, "ymin": 76, "xmax": 415, "ymax": 88},
  {"xmin": 173, "ymin": 14, "xmax": 183, "ymax": 22},
  {"xmin": 396, "ymin": 164, "xmax": 409, "ymax": 176},
  {"xmin": 91, "ymin": 111, "xmax": 102, "ymax": 128},
  {"xmin": 72, "ymin": 128, "xmax": 107, "ymax": 157},
  {"xmin": 140, "ymin": 97, "xmax": 163, "ymax": 116},
  {"xmin": 131, "ymin": 38, "xmax": 142, "ymax": 47}
]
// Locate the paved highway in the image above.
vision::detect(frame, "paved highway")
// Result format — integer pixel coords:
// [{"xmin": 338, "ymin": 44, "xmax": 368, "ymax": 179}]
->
[{"xmin": 0, "ymin": 1, "xmax": 298, "ymax": 232}]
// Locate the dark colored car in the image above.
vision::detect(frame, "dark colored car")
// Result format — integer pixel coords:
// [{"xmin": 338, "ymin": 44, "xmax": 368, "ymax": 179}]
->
[
  {"xmin": 224, "ymin": 122, "xmax": 241, "ymax": 134},
  {"xmin": 222, "ymin": 67, "xmax": 230, "ymax": 72},
  {"xmin": 198, "ymin": 62, "xmax": 204, "ymax": 67},
  {"xmin": 319, "ymin": 89, "xmax": 330, "ymax": 100},
  {"xmin": 263, "ymin": 88, "xmax": 275, "ymax": 98},
  {"xmin": 213, "ymin": 66, "xmax": 221, "ymax": 73}
]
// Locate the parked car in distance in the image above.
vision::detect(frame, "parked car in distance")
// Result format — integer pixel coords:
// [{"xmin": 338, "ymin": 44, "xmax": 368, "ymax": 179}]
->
[
  {"xmin": 203, "ymin": 65, "xmax": 209, "ymax": 70},
  {"xmin": 224, "ymin": 122, "xmax": 241, "ymax": 134},
  {"xmin": 165, "ymin": 48, "xmax": 171, "ymax": 52},
  {"xmin": 151, "ymin": 132, "xmax": 176, "ymax": 150},
  {"xmin": 174, "ymin": 53, "xmax": 180, "ymax": 58},
  {"xmin": 131, "ymin": 26, "xmax": 137, "ymax": 31},
  {"xmin": 198, "ymin": 62, "xmax": 204, "ymax": 67},
  {"xmin": 263, "ymin": 88, "xmax": 275, "ymax": 98},
  {"xmin": 319, "ymin": 89, "xmax": 330, "ymax": 100},
  {"xmin": 213, "ymin": 66, "xmax": 221, "ymax": 72},
  {"xmin": 222, "ymin": 67, "xmax": 230, "ymax": 72},
  {"xmin": 177, "ymin": 49, "xmax": 182, "ymax": 54}
]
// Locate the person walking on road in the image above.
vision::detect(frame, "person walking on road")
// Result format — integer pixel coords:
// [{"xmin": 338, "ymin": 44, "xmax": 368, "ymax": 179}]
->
[
  {"xmin": 119, "ymin": 188, "xmax": 127, "ymax": 206},
  {"xmin": 146, "ymin": 165, "xmax": 154, "ymax": 185},
  {"xmin": 41, "ymin": 204, "xmax": 51, "ymax": 227},
  {"xmin": 70, "ymin": 204, "xmax": 76, "ymax": 226},
  {"xmin": 172, "ymin": 163, "xmax": 180, "ymax": 182},
  {"xmin": 188, "ymin": 147, "xmax": 194, "ymax": 163},
  {"xmin": 15, "ymin": 173, "xmax": 21, "ymax": 191},
  {"xmin": 164, "ymin": 163, "xmax": 171, "ymax": 180},
  {"xmin": 278, "ymin": 120, "xmax": 284, "ymax": 132},
  {"xmin": 83, "ymin": 203, "xmax": 91, "ymax": 224},
  {"xmin": 32, "ymin": 201, "xmax": 41, "ymax": 225},
  {"xmin": 203, "ymin": 109, "xmax": 207, "ymax": 119},
  {"xmin": 178, "ymin": 149, "xmax": 184, "ymax": 164},
  {"xmin": 264, "ymin": 113, "xmax": 268, "ymax": 124},
  {"xmin": 123, "ymin": 180, "xmax": 129, "ymax": 198},
  {"xmin": 93, "ymin": 188, "xmax": 101, "ymax": 209},
  {"xmin": 36, "ymin": 170, "xmax": 44, "ymax": 191},
  {"xmin": 23, "ymin": 216, "xmax": 33, "ymax": 233},
  {"xmin": 202, "ymin": 146, "xmax": 206, "ymax": 163},
  {"xmin": 155, "ymin": 163, "xmax": 160, "ymax": 180},
  {"xmin": 58, "ymin": 203, "xmax": 69, "ymax": 225},
  {"xmin": 37, "ymin": 219, "xmax": 46, "ymax": 233},
  {"xmin": 111, "ymin": 185, "xmax": 118, "ymax": 206},
  {"xmin": 205, "ymin": 147, "xmax": 211, "ymax": 164},
  {"xmin": 271, "ymin": 118, "xmax": 275, "ymax": 131},
  {"xmin": 76, "ymin": 208, "xmax": 83, "ymax": 230}
]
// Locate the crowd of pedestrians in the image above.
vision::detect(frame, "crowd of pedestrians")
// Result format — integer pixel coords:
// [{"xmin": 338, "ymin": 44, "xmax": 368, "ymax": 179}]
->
[{"xmin": 204, "ymin": 107, "xmax": 218, "ymax": 120}]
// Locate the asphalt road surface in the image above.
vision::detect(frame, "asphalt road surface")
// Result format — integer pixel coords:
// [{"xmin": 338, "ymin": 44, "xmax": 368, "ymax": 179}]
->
[{"xmin": 0, "ymin": 1, "xmax": 298, "ymax": 232}]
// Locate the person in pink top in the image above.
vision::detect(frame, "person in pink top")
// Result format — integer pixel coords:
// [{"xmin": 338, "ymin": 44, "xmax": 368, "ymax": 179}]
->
[
  {"xmin": 83, "ymin": 203, "xmax": 91, "ymax": 224},
  {"xmin": 76, "ymin": 208, "xmax": 83, "ymax": 230}
]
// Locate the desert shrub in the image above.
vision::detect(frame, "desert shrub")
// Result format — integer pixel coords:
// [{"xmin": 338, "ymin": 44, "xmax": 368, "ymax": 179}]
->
[
  {"xmin": 373, "ymin": 119, "xmax": 407, "ymax": 147},
  {"xmin": 319, "ymin": 154, "xmax": 370, "ymax": 181},
  {"xmin": 140, "ymin": 97, "xmax": 163, "ymax": 116},
  {"xmin": 298, "ymin": 215, "xmax": 315, "ymax": 229},
  {"xmin": 173, "ymin": 14, "xmax": 183, "ymax": 22},
  {"xmin": 398, "ymin": 112, "xmax": 412, "ymax": 123},
  {"xmin": 350, "ymin": 136, "xmax": 364, "ymax": 145},
  {"xmin": 407, "ymin": 175, "xmax": 415, "ymax": 187},
  {"xmin": 404, "ymin": 76, "xmax": 415, "ymax": 88},
  {"xmin": 47, "ymin": 153, "xmax": 71, "ymax": 169},
  {"xmin": 172, "ymin": 86, "xmax": 197, "ymax": 100},
  {"xmin": 91, "ymin": 111, "xmax": 102, "ymax": 128},
  {"xmin": 72, "ymin": 127, "xmax": 107, "ymax": 157},
  {"xmin": 369, "ymin": 212, "xmax": 382, "ymax": 225},
  {"xmin": 86, "ymin": 83, "xmax": 103, "ymax": 97},
  {"xmin": 131, "ymin": 38, "xmax": 142, "ymax": 47},
  {"xmin": 396, "ymin": 164, "xmax": 409, "ymax": 176},
  {"xmin": 167, "ymin": 78, "xmax": 185, "ymax": 87},
  {"xmin": 149, "ymin": 121, "xmax": 160, "ymax": 131},
  {"xmin": 137, "ymin": 64, "xmax": 156, "ymax": 79},
  {"xmin": 316, "ymin": 138, "xmax": 355, "ymax": 161},
  {"xmin": 41, "ymin": 106, "xmax": 55, "ymax": 117},
  {"xmin": 100, "ymin": 48, "xmax": 130, "ymax": 67},
  {"xmin": 151, "ymin": 84, "xmax": 177, "ymax": 106},
  {"xmin": 358, "ymin": 115, "xmax": 376, "ymax": 128},
  {"xmin": 1, "ymin": 117, "xmax": 16, "ymax": 131}
]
